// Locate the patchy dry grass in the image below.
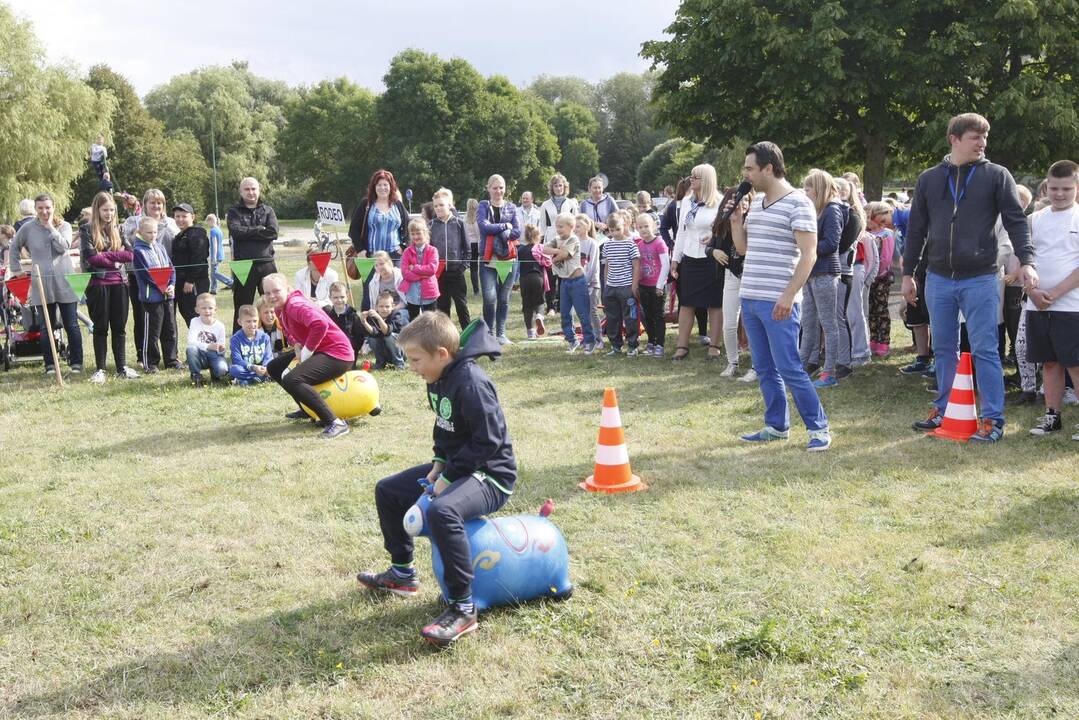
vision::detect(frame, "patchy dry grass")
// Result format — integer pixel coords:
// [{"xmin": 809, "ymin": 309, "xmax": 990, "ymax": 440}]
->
[{"xmin": 1, "ymin": 248, "xmax": 1077, "ymax": 718}]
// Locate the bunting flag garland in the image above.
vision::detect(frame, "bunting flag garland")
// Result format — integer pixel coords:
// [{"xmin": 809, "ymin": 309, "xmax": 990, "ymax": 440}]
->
[
  {"xmin": 230, "ymin": 259, "xmax": 253, "ymax": 286},
  {"xmin": 5, "ymin": 275, "xmax": 31, "ymax": 304},
  {"xmin": 148, "ymin": 267, "xmax": 173, "ymax": 293},
  {"xmin": 492, "ymin": 259, "xmax": 515, "ymax": 282},
  {"xmin": 353, "ymin": 257, "xmax": 376, "ymax": 279},
  {"xmin": 65, "ymin": 272, "xmax": 92, "ymax": 298},
  {"xmin": 309, "ymin": 251, "xmax": 332, "ymax": 276}
]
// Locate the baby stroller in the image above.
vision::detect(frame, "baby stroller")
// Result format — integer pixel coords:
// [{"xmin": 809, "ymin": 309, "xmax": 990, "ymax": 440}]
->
[{"xmin": 0, "ymin": 270, "xmax": 68, "ymax": 371}]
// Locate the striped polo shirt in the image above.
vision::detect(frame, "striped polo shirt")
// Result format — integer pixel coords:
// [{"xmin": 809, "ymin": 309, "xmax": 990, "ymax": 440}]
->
[
  {"xmin": 602, "ymin": 237, "xmax": 641, "ymax": 287},
  {"xmin": 740, "ymin": 190, "xmax": 817, "ymax": 303}
]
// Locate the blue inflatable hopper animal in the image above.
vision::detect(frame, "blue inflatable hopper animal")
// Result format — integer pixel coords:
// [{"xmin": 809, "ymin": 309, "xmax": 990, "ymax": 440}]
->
[{"xmin": 404, "ymin": 483, "xmax": 573, "ymax": 611}]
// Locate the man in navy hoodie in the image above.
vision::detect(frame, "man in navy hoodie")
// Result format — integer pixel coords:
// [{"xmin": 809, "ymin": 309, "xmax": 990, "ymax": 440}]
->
[
  {"xmin": 902, "ymin": 113, "xmax": 1038, "ymax": 442},
  {"xmin": 357, "ymin": 314, "xmax": 516, "ymax": 646}
]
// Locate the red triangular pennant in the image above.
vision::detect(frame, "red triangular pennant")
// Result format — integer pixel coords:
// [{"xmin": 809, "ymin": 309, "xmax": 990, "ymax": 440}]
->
[
  {"xmin": 148, "ymin": 266, "xmax": 172, "ymax": 293},
  {"xmin": 309, "ymin": 251, "xmax": 332, "ymax": 276},
  {"xmin": 436, "ymin": 259, "xmax": 446, "ymax": 278},
  {"xmin": 5, "ymin": 275, "xmax": 31, "ymax": 304}
]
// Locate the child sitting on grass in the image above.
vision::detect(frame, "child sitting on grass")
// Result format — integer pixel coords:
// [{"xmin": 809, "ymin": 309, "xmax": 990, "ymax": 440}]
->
[
  {"xmin": 185, "ymin": 292, "xmax": 228, "ymax": 386},
  {"xmin": 229, "ymin": 304, "xmax": 273, "ymax": 385},
  {"xmin": 256, "ymin": 296, "xmax": 285, "ymax": 356},
  {"xmin": 358, "ymin": 290, "xmax": 410, "ymax": 369},
  {"xmin": 357, "ymin": 313, "xmax": 517, "ymax": 646},
  {"xmin": 325, "ymin": 280, "xmax": 364, "ymax": 360}
]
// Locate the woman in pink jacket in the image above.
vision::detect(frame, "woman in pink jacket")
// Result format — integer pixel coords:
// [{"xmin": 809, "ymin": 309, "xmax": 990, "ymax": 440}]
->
[
  {"xmin": 398, "ymin": 217, "xmax": 441, "ymax": 319},
  {"xmin": 262, "ymin": 273, "xmax": 356, "ymax": 439}
]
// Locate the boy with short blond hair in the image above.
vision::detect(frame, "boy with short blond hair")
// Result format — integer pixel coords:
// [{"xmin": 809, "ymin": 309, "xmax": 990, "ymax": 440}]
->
[
  {"xmin": 186, "ymin": 292, "xmax": 228, "ymax": 386},
  {"xmin": 229, "ymin": 304, "xmax": 273, "ymax": 385},
  {"xmin": 357, "ymin": 315, "xmax": 517, "ymax": 646}
]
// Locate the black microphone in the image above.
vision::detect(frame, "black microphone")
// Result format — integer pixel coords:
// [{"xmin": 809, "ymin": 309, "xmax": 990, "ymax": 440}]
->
[{"xmin": 719, "ymin": 180, "xmax": 753, "ymax": 221}]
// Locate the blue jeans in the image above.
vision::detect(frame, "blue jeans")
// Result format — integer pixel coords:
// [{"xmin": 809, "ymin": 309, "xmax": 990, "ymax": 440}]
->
[
  {"xmin": 480, "ymin": 263, "xmax": 512, "ymax": 337},
  {"xmin": 40, "ymin": 301, "xmax": 84, "ymax": 370},
  {"xmin": 925, "ymin": 271, "xmax": 1004, "ymax": 422},
  {"xmin": 559, "ymin": 274, "xmax": 595, "ymax": 345},
  {"xmin": 186, "ymin": 346, "xmax": 228, "ymax": 379},
  {"xmin": 210, "ymin": 262, "xmax": 233, "ymax": 293},
  {"xmin": 741, "ymin": 298, "xmax": 829, "ymax": 432}
]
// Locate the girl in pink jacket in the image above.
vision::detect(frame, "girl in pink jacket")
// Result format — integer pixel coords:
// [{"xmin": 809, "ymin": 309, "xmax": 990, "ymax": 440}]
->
[
  {"xmin": 261, "ymin": 273, "xmax": 356, "ymax": 439},
  {"xmin": 399, "ymin": 218, "xmax": 441, "ymax": 319}
]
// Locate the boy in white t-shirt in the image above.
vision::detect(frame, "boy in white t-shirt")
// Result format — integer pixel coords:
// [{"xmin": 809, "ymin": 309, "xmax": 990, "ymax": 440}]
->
[
  {"xmin": 1024, "ymin": 160, "xmax": 1079, "ymax": 438},
  {"xmin": 186, "ymin": 293, "xmax": 229, "ymax": 386}
]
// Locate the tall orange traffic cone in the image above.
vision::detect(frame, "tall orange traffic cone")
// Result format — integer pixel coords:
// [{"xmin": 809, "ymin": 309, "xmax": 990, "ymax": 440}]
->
[
  {"xmin": 930, "ymin": 352, "xmax": 978, "ymax": 442},
  {"xmin": 580, "ymin": 388, "xmax": 647, "ymax": 493}
]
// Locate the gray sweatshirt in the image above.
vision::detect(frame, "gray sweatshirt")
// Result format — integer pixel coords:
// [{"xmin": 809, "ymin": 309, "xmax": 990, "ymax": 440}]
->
[
  {"xmin": 11, "ymin": 220, "xmax": 77, "ymax": 305},
  {"xmin": 903, "ymin": 154, "xmax": 1033, "ymax": 279}
]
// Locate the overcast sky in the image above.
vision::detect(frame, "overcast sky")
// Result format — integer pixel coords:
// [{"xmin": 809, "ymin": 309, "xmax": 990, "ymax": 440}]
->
[{"xmin": 10, "ymin": 0, "xmax": 679, "ymax": 96}]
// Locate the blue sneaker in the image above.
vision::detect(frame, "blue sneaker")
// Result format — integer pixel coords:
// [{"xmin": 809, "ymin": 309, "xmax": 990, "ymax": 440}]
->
[
  {"xmin": 740, "ymin": 426, "xmax": 789, "ymax": 442},
  {"xmin": 807, "ymin": 429, "xmax": 832, "ymax": 452},
  {"xmin": 968, "ymin": 418, "xmax": 1005, "ymax": 444},
  {"xmin": 813, "ymin": 372, "xmax": 838, "ymax": 388}
]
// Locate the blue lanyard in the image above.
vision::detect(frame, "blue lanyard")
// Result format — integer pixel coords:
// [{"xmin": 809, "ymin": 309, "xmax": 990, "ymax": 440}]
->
[{"xmin": 949, "ymin": 164, "xmax": 977, "ymax": 210}]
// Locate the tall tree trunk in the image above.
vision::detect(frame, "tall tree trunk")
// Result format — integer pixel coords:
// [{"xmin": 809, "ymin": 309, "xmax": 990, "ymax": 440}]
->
[{"xmin": 863, "ymin": 133, "xmax": 887, "ymax": 202}]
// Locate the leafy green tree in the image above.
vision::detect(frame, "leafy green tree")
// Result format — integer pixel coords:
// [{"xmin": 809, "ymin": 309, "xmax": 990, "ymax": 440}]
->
[
  {"xmin": 376, "ymin": 50, "xmax": 559, "ymax": 203},
  {"xmin": 592, "ymin": 73, "xmax": 667, "ymax": 191},
  {"xmin": 562, "ymin": 137, "xmax": 601, "ymax": 193},
  {"xmin": 144, "ymin": 62, "xmax": 297, "ymax": 205},
  {"xmin": 277, "ymin": 78, "xmax": 380, "ymax": 213},
  {"xmin": 0, "ymin": 6, "xmax": 114, "ymax": 217},
  {"xmin": 637, "ymin": 138, "xmax": 689, "ymax": 191},
  {"xmin": 643, "ymin": 0, "xmax": 1079, "ymax": 200},
  {"xmin": 527, "ymin": 75, "xmax": 595, "ymax": 108},
  {"xmin": 69, "ymin": 65, "xmax": 208, "ymax": 216}
]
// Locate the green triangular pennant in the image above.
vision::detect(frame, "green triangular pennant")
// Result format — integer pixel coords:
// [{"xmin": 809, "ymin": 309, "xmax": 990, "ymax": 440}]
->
[
  {"xmin": 353, "ymin": 257, "xmax": 376, "ymax": 278},
  {"xmin": 493, "ymin": 259, "xmax": 515, "ymax": 282},
  {"xmin": 230, "ymin": 259, "xmax": 254, "ymax": 286},
  {"xmin": 65, "ymin": 272, "xmax": 92, "ymax": 298}
]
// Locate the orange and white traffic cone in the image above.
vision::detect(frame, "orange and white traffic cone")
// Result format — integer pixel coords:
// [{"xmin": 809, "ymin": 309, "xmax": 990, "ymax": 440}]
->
[
  {"xmin": 930, "ymin": 352, "xmax": 979, "ymax": 442},
  {"xmin": 580, "ymin": 388, "xmax": 647, "ymax": 493}
]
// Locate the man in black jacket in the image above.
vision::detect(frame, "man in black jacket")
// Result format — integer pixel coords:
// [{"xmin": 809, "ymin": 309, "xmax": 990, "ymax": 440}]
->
[
  {"xmin": 902, "ymin": 113, "xmax": 1038, "ymax": 442},
  {"xmin": 227, "ymin": 177, "xmax": 279, "ymax": 331},
  {"xmin": 171, "ymin": 203, "xmax": 210, "ymax": 326}
]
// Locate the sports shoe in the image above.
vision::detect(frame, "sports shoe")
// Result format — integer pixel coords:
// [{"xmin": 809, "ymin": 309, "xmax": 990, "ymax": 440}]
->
[
  {"xmin": 166, "ymin": 361, "xmax": 185, "ymax": 371},
  {"xmin": 626, "ymin": 348, "xmax": 639, "ymax": 357},
  {"xmin": 699, "ymin": 335, "xmax": 711, "ymax": 346},
  {"xmin": 605, "ymin": 348, "xmax": 621, "ymax": 357},
  {"xmin": 496, "ymin": 334, "xmax": 513, "ymax": 346},
  {"xmin": 1029, "ymin": 410, "xmax": 1062, "ymax": 436},
  {"xmin": 285, "ymin": 409, "xmax": 309, "ymax": 420},
  {"xmin": 1064, "ymin": 388, "xmax": 1078, "ymax": 406},
  {"xmin": 526, "ymin": 329, "xmax": 537, "ymax": 340},
  {"xmin": 912, "ymin": 407, "xmax": 943, "ymax": 431},
  {"xmin": 740, "ymin": 426, "xmax": 789, "ymax": 442},
  {"xmin": 720, "ymin": 363, "xmax": 737, "ymax": 378},
  {"xmin": 582, "ymin": 342, "xmax": 597, "ymax": 355},
  {"xmin": 901, "ymin": 358, "xmax": 931, "ymax": 375},
  {"xmin": 652, "ymin": 346, "xmax": 664, "ymax": 357},
  {"xmin": 969, "ymin": 418, "xmax": 1005, "ymax": 444},
  {"xmin": 921, "ymin": 364, "xmax": 936, "ymax": 378},
  {"xmin": 420, "ymin": 605, "xmax": 479, "ymax": 646},
  {"xmin": 738, "ymin": 368, "xmax": 758, "ymax": 383},
  {"xmin": 835, "ymin": 364, "xmax": 853, "ymax": 379},
  {"xmin": 645, "ymin": 343, "xmax": 654, "ymax": 354},
  {"xmin": 191, "ymin": 375, "xmax": 205, "ymax": 388},
  {"xmin": 566, "ymin": 340, "xmax": 581, "ymax": 354},
  {"xmin": 356, "ymin": 568, "xmax": 420, "ymax": 598},
  {"xmin": 320, "ymin": 419, "xmax": 350, "ymax": 439},
  {"xmin": 119, "ymin": 366, "xmax": 140, "ymax": 379},
  {"xmin": 806, "ymin": 429, "xmax": 832, "ymax": 452},
  {"xmin": 69, "ymin": 365, "xmax": 82, "ymax": 374},
  {"xmin": 813, "ymin": 372, "xmax": 838, "ymax": 388},
  {"xmin": 535, "ymin": 315, "xmax": 546, "ymax": 336},
  {"xmin": 90, "ymin": 369, "xmax": 107, "ymax": 384}
]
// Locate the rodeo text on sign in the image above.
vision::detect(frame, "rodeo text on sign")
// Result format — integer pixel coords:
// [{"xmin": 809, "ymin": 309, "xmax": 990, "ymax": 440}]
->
[{"xmin": 316, "ymin": 202, "xmax": 346, "ymax": 225}]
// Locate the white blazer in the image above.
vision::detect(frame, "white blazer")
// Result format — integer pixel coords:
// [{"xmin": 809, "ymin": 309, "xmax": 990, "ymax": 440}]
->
[{"xmin": 294, "ymin": 265, "xmax": 339, "ymax": 307}]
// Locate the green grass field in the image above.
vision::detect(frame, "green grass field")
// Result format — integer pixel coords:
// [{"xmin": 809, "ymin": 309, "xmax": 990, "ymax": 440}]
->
[{"xmin": 1, "ymin": 249, "xmax": 1077, "ymax": 718}]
